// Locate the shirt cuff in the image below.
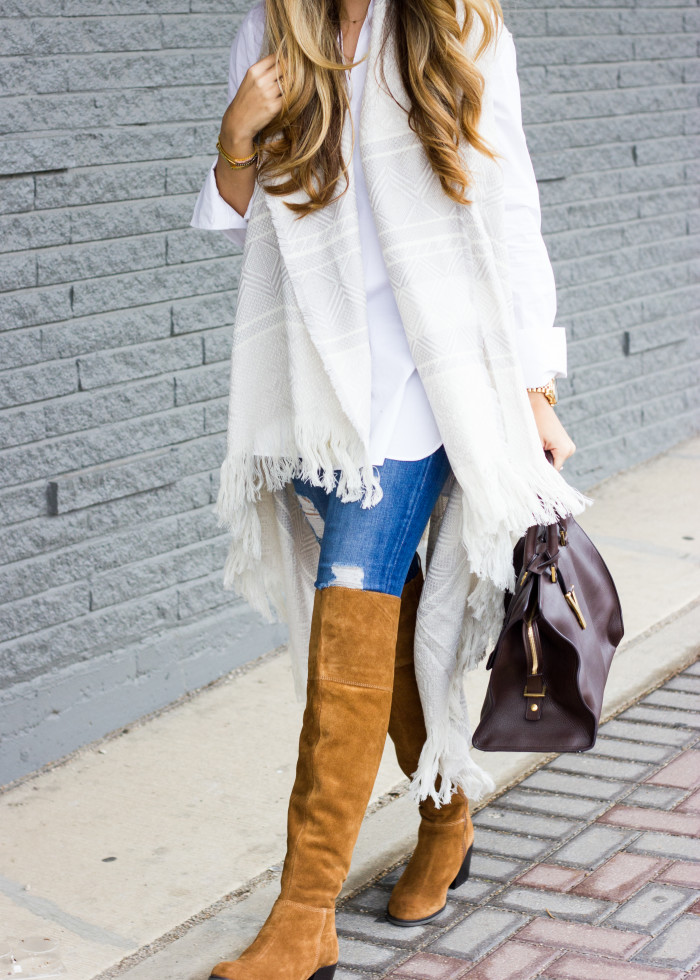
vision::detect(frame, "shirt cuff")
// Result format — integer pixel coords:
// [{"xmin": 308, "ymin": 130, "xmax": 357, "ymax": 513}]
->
[
  {"xmin": 515, "ymin": 326, "xmax": 568, "ymax": 389},
  {"xmin": 190, "ymin": 159, "xmax": 251, "ymax": 246}
]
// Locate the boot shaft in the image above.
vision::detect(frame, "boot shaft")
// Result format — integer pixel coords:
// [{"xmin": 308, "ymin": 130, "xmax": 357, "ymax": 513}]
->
[{"xmin": 280, "ymin": 586, "xmax": 401, "ymax": 907}]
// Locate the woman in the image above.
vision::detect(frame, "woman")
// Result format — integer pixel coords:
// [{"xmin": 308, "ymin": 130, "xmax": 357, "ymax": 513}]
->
[{"xmin": 191, "ymin": 0, "xmax": 584, "ymax": 977}]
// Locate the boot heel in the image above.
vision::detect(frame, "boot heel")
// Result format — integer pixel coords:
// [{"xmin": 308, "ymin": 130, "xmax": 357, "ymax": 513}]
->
[
  {"xmin": 448, "ymin": 842, "xmax": 473, "ymax": 890},
  {"xmin": 309, "ymin": 965, "xmax": 337, "ymax": 980}
]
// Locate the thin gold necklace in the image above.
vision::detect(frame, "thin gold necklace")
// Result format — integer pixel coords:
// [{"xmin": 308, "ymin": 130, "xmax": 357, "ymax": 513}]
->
[{"xmin": 340, "ymin": 2, "xmax": 370, "ymax": 23}]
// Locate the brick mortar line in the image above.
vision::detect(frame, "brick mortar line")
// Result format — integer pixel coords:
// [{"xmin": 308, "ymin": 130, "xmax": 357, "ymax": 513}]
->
[
  {"xmin": 0, "ymin": 231, "xmax": 189, "ymax": 261},
  {"xmin": 3, "ymin": 223, "xmax": 195, "ymax": 257},
  {"xmin": 0, "ymin": 402, "xmax": 225, "ymax": 456},
  {"xmin": 3, "ymin": 77, "xmax": 697, "ymax": 107},
  {"xmin": 526, "ymin": 104, "xmax": 699, "ymax": 132},
  {"xmin": 0, "ymin": 442, "xmax": 224, "ymax": 487},
  {"xmin": 553, "ymin": 282, "xmax": 700, "ymax": 318},
  {"xmin": 0, "ymin": 475, "xmax": 220, "ymax": 571},
  {"xmin": 0, "ymin": 401, "xmax": 207, "ymax": 462},
  {"xmin": 2, "ymin": 194, "xmax": 686, "ymax": 249},
  {"xmin": 8, "ymin": 374, "xmax": 693, "ymax": 485},
  {"xmin": 0, "ymin": 296, "xmax": 238, "ymax": 337},
  {"xmin": 4, "ymin": 259, "xmax": 697, "ymax": 335},
  {"xmin": 565, "ymin": 362, "xmax": 699, "ymax": 395},
  {"xmin": 8, "ymin": 362, "xmax": 225, "ymax": 395},
  {"xmin": 0, "ymin": 149, "xmax": 692, "ymax": 219},
  {"xmin": 1, "ymin": 81, "xmax": 227, "ymax": 105},
  {"xmin": 0, "ymin": 375, "xmax": 183, "ymax": 421},
  {"xmin": 557, "ymin": 257, "xmax": 700, "ymax": 293},
  {"xmin": 0, "ymin": 441, "xmax": 215, "ymax": 496},
  {"xmin": 0, "ymin": 568, "xmax": 226, "ymax": 644},
  {"xmin": 566, "ymin": 315, "xmax": 699, "ymax": 343},
  {"xmin": 554, "ymin": 234, "xmax": 699, "ymax": 271},
  {"xmin": 0, "ymin": 563, "xmax": 231, "ymax": 650},
  {"xmin": 0, "ymin": 48, "xmax": 231, "ymax": 65},
  {"xmin": 1, "ymin": 172, "xmax": 694, "ymax": 246},
  {"xmin": 337, "ymin": 729, "xmax": 700, "ymax": 975},
  {"xmin": 0, "ymin": 47, "xmax": 680, "ymax": 64},
  {"xmin": 2, "ymin": 211, "xmax": 695, "ymax": 278},
  {"xmin": 1, "ymin": 139, "xmax": 695, "ymax": 223},
  {"xmin": 3, "ymin": 359, "xmax": 685, "ymax": 441},
  {"xmin": 568, "ymin": 422, "xmax": 698, "ymax": 474},
  {"xmin": 538, "ymin": 30, "xmax": 698, "ymax": 40},
  {"xmin": 548, "ymin": 214, "xmax": 699, "ymax": 247},
  {"xmin": 564, "ymin": 385, "xmax": 700, "ymax": 421},
  {"xmin": 0, "ymin": 264, "xmax": 239, "ymax": 303},
  {"xmin": 560, "ymin": 411, "xmax": 700, "ymax": 446},
  {"xmin": 523, "ymin": 92, "xmax": 700, "ymax": 124},
  {"xmin": 0, "ymin": 366, "xmax": 696, "ymax": 458}
]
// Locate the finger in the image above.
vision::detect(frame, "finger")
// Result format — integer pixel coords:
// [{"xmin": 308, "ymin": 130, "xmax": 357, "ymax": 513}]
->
[
  {"xmin": 549, "ymin": 447, "xmax": 565, "ymax": 471},
  {"xmin": 258, "ymin": 55, "xmax": 285, "ymax": 79},
  {"xmin": 264, "ymin": 75, "xmax": 285, "ymax": 97},
  {"xmin": 248, "ymin": 58, "xmax": 282, "ymax": 89},
  {"xmin": 259, "ymin": 71, "xmax": 286, "ymax": 100},
  {"xmin": 259, "ymin": 64, "xmax": 284, "ymax": 85},
  {"xmin": 559, "ymin": 441, "xmax": 575, "ymax": 464},
  {"xmin": 253, "ymin": 53, "xmax": 278, "ymax": 71}
]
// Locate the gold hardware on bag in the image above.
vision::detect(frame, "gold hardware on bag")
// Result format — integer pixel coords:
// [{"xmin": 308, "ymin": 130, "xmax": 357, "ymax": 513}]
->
[
  {"xmin": 550, "ymin": 565, "xmax": 557, "ymax": 583},
  {"xmin": 559, "ymin": 527, "xmax": 568, "ymax": 546},
  {"xmin": 526, "ymin": 619, "xmax": 538, "ymax": 674},
  {"xmin": 565, "ymin": 585, "xmax": 587, "ymax": 629},
  {"xmin": 524, "ymin": 604, "xmax": 546, "ymax": 706}
]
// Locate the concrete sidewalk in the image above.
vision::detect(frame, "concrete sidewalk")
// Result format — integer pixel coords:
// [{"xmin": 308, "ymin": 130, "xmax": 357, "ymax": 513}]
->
[{"xmin": 1, "ymin": 437, "xmax": 698, "ymax": 980}]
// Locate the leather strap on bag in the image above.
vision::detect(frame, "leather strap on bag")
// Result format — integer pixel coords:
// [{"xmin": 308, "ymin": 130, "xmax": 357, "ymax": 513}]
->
[{"xmin": 522, "ymin": 617, "xmax": 545, "ymax": 722}]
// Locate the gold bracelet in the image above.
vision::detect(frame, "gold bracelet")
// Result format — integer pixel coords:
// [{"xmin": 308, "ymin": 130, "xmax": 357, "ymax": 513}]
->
[{"xmin": 216, "ymin": 135, "xmax": 258, "ymax": 169}]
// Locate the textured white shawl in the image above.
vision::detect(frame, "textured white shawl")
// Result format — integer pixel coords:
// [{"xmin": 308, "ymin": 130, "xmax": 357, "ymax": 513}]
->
[{"xmin": 215, "ymin": 0, "xmax": 589, "ymax": 804}]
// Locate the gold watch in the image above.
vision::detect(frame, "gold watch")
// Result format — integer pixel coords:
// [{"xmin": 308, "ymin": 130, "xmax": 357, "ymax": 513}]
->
[{"xmin": 527, "ymin": 377, "xmax": 558, "ymax": 406}]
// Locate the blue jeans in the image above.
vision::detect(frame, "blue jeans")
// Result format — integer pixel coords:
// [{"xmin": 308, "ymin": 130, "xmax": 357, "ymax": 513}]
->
[{"xmin": 291, "ymin": 445, "xmax": 452, "ymax": 597}]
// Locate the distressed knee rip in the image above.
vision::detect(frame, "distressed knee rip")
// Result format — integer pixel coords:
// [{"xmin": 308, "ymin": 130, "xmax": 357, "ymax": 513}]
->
[{"xmin": 329, "ymin": 563, "xmax": 365, "ymax": 589}]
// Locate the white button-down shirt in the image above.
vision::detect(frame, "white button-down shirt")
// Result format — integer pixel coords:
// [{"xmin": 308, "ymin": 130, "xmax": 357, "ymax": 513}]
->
[{"xmin": 192, "ymin": 0, "xmax": 566, "ymax": 465}]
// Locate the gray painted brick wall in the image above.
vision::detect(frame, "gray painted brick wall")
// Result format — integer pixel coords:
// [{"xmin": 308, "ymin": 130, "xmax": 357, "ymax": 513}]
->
[{"xmin": 1, "ymin": 0, "xmax": 698, "ymax": 785}]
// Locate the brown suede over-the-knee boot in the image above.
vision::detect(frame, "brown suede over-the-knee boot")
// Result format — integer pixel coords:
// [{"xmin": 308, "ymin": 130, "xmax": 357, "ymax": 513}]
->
[
  {"xmin": 385, "ymin": 567, "xmax": 474, "ymax": 927},
  {"xmin": 209, "ymin": 586, "xmax": 401, "ymax": 980}
]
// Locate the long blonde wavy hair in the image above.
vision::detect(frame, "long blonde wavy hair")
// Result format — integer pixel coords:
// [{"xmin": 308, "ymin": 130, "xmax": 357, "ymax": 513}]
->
[{"xmin": 256, "ymin": 0, "xmax": 503, "ymax": 217}]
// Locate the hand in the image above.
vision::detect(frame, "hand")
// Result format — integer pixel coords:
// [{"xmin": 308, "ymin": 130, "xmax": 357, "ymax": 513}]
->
[
  {"xmin": 528, "ymin": 392, "xmax": 576, "ymax": 472},
  {"xmin": 221, "ymin": 54, "xmax": 285, "ymax": 149}
]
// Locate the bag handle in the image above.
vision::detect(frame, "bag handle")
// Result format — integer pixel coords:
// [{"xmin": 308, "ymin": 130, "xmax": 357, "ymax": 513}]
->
[{"xmin": 519, "ymin": 446, "xmax": 577, "ymax": 585}]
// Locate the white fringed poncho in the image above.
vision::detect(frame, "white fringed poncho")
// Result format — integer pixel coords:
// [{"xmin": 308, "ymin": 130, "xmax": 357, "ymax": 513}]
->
[{"xmin": 215, "ymin": 0, "xmax": 589, "ymax": 805}]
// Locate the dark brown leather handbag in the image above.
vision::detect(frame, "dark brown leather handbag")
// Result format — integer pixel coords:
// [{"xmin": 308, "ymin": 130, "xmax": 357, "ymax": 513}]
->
[{"xmin": 472, "ymin": 503, "xmax": 624, "ymax": 753}]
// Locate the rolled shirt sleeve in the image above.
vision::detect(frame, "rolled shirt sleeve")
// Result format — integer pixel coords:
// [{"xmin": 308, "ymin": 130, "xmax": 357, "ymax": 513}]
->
[
  {"xmin": 190, "ymin": 1, "xmax": 265, "ymax": 248},
  {"xmin": 492, "ymin": 25, "xmax": 567, "ymax": 388}
]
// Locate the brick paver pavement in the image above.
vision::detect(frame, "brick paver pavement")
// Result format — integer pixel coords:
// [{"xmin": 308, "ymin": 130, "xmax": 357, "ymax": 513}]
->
[{"xmin": 336, "ymin": 660, "xmax": 700, "ymax": 980}]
